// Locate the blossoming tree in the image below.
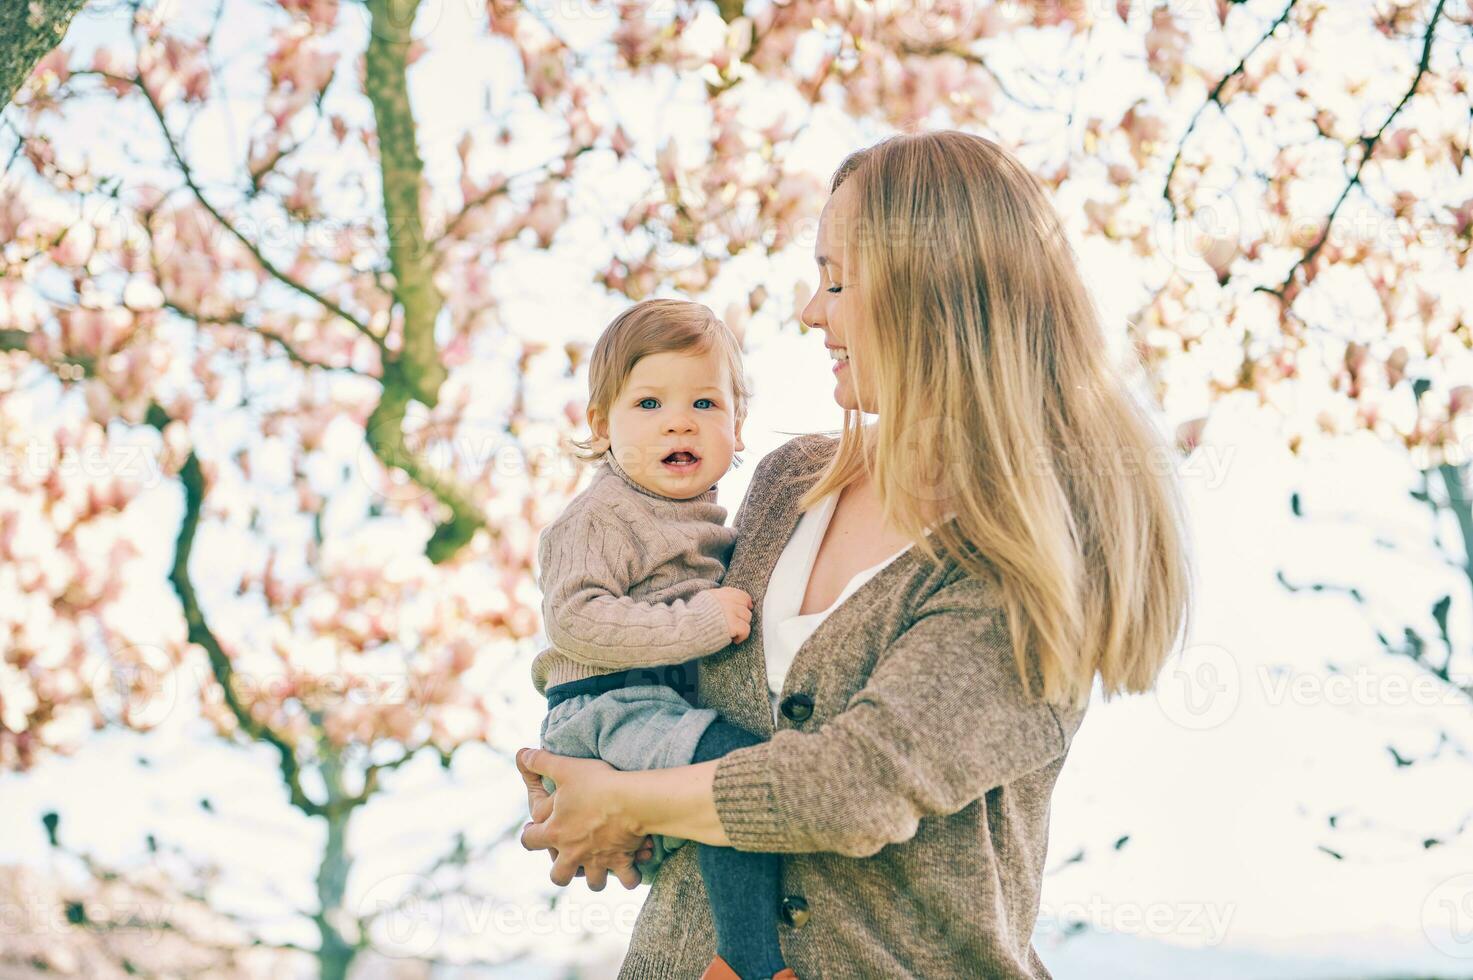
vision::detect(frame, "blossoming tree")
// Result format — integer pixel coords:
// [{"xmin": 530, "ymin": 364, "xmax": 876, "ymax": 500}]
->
[{"xmin": 1, "ymin": 0, "xmax": 1470, "ymax": 973}]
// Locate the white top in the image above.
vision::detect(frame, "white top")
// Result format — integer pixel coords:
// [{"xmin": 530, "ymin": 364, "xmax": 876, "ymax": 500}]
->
[{"xmin": 761, "ymin": 490, "xmax": 914, "ymax": 725}]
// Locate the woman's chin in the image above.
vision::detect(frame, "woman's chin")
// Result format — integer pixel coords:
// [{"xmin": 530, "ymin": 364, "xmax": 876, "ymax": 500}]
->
[
  {"xmin": 832, "ymin": 386, "xmax": 869, "ymax": 414},
  {"xmin": 831, "ymin": 378, "xmax": 858, "ymax": 412}
]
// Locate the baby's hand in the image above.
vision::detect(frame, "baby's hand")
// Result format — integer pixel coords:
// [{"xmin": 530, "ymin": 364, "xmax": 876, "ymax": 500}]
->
[{"xmin": 708, "ymin": 586, "xmax": 754, "ymax": 644}]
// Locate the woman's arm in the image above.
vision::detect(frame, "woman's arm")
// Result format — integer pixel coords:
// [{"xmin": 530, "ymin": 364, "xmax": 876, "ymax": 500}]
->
[
  {"xmin": 616, "ymin": 759, "xmax": 731, "ymax": 847},
  {"xmin": 521, "ymin": 576, "xmax": 1081, "ymax": 874},
  {"xmin": 515, "ymin": 750, "xmax": 730, "ymax": 850},
  {"xmin": 694, "ymin": 578, "xmax": 1076, "ymax": 858}
]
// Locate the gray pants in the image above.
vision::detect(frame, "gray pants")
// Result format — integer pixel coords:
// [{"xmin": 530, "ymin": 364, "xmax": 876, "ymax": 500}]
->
[{"xmin": 538, "ymin": 684, "xmax": 719, "ymax": 884}]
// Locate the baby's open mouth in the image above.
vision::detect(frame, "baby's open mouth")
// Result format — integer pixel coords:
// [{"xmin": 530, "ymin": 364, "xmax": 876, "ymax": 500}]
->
[{"xmin": 662, "ymin": 451, "xmax": 699, "ymax": 465}]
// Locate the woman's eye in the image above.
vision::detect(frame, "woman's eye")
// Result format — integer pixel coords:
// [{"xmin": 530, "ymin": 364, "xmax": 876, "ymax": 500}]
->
[
  {"xmin": 637, "ymin": 398, "xmax": 658, "ymax": 409},
  {"xmin": 695, "ymin": 398, "xmax": 715, "ymax": 409},
  {"xmin": 827, "ymin": 285, "xmax": 843, "ymax": 294}
]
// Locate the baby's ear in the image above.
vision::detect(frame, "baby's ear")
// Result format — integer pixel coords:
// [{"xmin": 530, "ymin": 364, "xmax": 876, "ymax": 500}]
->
[{"xmin": 585, "ymin": 406, "xmax": 609, "ymax": 447}]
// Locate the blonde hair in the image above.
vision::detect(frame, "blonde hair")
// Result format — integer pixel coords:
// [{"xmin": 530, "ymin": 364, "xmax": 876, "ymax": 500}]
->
[
  {"xmin": 799, "ymin": 130, "xmax": 1193, "ymax": 707},
  {"xmin": 571, "ymin": 298, "xmax": 752, "ymax": 464}
]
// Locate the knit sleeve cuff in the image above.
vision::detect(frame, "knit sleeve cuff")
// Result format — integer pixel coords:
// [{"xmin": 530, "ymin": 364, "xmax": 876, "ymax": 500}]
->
[
  {"xmin": 688, "ymin": 588, "xmax": 734, "ymax": 656},
  {"xmin": 710, "ymin": 741, "xmax": 794, "ymax": 851}
]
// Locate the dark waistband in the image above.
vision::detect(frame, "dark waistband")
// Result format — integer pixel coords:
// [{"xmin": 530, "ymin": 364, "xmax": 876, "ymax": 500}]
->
[{"xmin": 545, "ymin": 660, "xmax": 700, "ymax": 711}]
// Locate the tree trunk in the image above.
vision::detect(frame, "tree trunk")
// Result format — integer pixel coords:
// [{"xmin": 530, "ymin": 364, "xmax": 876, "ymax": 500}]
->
[
  {"xmin": 314, "ymin": 749, "xmax": 357, "ymax": 980},
  {"xmin": 316, "ymin": 809, "xmax": 355, "ymax": 980},
  {"xmin": 1, "ymin": 0, "xmax": 89, "ymax": 110}
]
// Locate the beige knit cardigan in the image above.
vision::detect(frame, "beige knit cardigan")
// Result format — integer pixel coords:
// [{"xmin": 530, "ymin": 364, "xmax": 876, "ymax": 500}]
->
[{"xmin": 615, "ymin": 433, "xmax": 1089, "ymax": 979}]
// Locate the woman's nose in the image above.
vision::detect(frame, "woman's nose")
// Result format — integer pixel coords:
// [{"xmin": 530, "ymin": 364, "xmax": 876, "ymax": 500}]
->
[{"xmin": 800, "ymin": 290, "xmax": 823, "ymax": 330}]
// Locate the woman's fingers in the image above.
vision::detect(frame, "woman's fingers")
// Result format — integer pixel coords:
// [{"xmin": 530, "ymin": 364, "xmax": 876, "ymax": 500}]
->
[
  {"xmin": 517, "ymin": 748, "xmax": 554, "ymax": 818},
  {"xmin": 527, "ymin": 833, "xmax": 647, "ymax": 890},
  {"xmin": 515, "ymin": 747, "xmax": 544, "ymax": 785},
  {"xmin": 549, "ymin": 849, "xmax": 585, "ymax": 887},
  {"xmin": 515, "ymin": 750, "xmax": 649, "ymax": 889},
  {"xmin": 614, "ymin": 858, "xmax": 642, "ymax": 890},
  {"xmin": 520, "ymin": 819, "xmax": 553, "ymax": 853}
]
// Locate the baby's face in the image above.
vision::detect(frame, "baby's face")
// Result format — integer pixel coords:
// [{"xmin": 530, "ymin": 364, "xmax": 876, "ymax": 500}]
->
[{"xmin": 592, "ymin": 347, "xmax": 745, "ymax": 500}]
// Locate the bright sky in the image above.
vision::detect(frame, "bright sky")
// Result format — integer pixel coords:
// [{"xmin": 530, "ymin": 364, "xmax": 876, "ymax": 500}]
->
[{"xmin": 2, "ymin": 1, "xmax": 1472, "ymax": 977}]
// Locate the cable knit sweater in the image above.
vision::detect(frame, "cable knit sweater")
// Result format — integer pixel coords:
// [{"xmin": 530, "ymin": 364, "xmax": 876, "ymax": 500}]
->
[
  {"xmin": 615, "ymin": 433, "xmax": 1089, "ymax": 979},
  {"xmin": 530, "ymin": 449, "xmax": 738, "ymax": 696}
]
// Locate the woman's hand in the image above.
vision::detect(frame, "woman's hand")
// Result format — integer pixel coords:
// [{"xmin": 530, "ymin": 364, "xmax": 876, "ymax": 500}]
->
[{"xmin": 516, "ymin": 747, "xmax": 656, "ymax": 890}]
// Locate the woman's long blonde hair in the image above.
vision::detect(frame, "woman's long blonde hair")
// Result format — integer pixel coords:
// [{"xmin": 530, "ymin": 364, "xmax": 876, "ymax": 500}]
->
[{"xmin": 799, "ymin": 130, "xmax": 1193, "ymax": 708}]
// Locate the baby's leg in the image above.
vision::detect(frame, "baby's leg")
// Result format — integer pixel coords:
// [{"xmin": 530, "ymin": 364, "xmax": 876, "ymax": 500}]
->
[
  {"xmin": 542, "ymin": 682, "xmax": 792, "ymax": 978},
  {"xmin": 691, "ymin": 721, "xmax": 788, "ymax": 980},
  {"xmin": 543, "ymin": 685, "xmax": 721, "ymax": 881}
]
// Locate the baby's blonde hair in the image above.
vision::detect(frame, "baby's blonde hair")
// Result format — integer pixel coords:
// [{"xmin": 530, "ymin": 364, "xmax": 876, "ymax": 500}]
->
[
  {"xmin": 571, "ymin": 298, "xmax": 751, "ymax": 465},
  {"xmin": 799, "ymin": 130, "xmax": 1194, "ymax": 708}
]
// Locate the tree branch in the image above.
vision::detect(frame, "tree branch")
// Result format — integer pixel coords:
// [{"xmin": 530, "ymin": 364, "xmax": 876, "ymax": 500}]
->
[
  {"xmin": 22, "ymin": 17, "xmax": 494, "ymax": 564},
  {"xmin": 69, "ymin": 67, "xmax": 389, "ymax": 355},
  {"xmin": 363, "ymin": 0, "xmax": 447, "ymax": 409},
  {"xmin": 364, "ymin": 381, "xmax": 490, "ymax": 561},
  {"xmin": 1439, "ymin": 462, "xmax": 1473, "ymax": 582},
  {"xmin": 1276, "ymin": 566, "xmax": 1471, "ymax": 702},
  {"xmin": 4, "ymin": 335, "xmax": 333, "ymax": 815},
  {"xmin": 1260, "ymin": 0, "xmax": 1448, "ymax": 300},
  {"xmin": 0, "ymin": 0, "xmax": 89, "ymax": 110},
  {"xmin": 158, "ymin": 299, "xmax": 360, "ymax": 375},
  {"xmin": 897, "ymin": 42, "xmax": 1057, "ymax": 114},
  {"xmin": 1164, "ymin": 0, "xmax": 1300, "ymax": 221},
  {"xmin": 145, "ymin": 402, "xmax": 328, "ymax": 818}
]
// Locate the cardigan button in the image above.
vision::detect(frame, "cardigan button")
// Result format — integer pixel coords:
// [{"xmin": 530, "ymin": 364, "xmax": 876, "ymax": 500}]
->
[
  {"xmin": 779, "ymin": 693, "xmax": 814, "ymax": 723},
  {"xmin": 779, "ymin": 895, "xmax": 810, "ymax": 929}
]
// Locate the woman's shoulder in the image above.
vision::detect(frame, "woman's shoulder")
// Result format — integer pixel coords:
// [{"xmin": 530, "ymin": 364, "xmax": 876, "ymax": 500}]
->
[
  {"xmin": 751, "ymin": 432, "xmax": 838, "ymax": 482},
  {"xmin": 729, "ymin": 433, "xmax": 836, "ymax": 531}
]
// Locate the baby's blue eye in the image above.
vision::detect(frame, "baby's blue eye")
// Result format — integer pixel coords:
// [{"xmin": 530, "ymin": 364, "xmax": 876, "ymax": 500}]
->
[{"xmin": 637, "ymin": 397, "xmax": 717, "ymax": 409}]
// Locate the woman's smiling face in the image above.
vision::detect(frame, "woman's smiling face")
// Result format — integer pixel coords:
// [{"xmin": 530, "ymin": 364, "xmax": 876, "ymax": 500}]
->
[{"xmin": 800, "ymin": 180, "xmax": 877, "ymax": 415}]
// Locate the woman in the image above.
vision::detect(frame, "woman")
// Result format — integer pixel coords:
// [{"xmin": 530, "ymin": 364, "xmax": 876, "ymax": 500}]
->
[{"xmin": 516, "ymin": 130, "xmax": 1193, "ymax": 979}]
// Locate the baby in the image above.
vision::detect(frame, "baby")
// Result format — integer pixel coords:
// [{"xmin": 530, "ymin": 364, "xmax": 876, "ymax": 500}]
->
[{"xmin": 530, "ymin": 298, "xmax": 796, "ymax": 980}]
